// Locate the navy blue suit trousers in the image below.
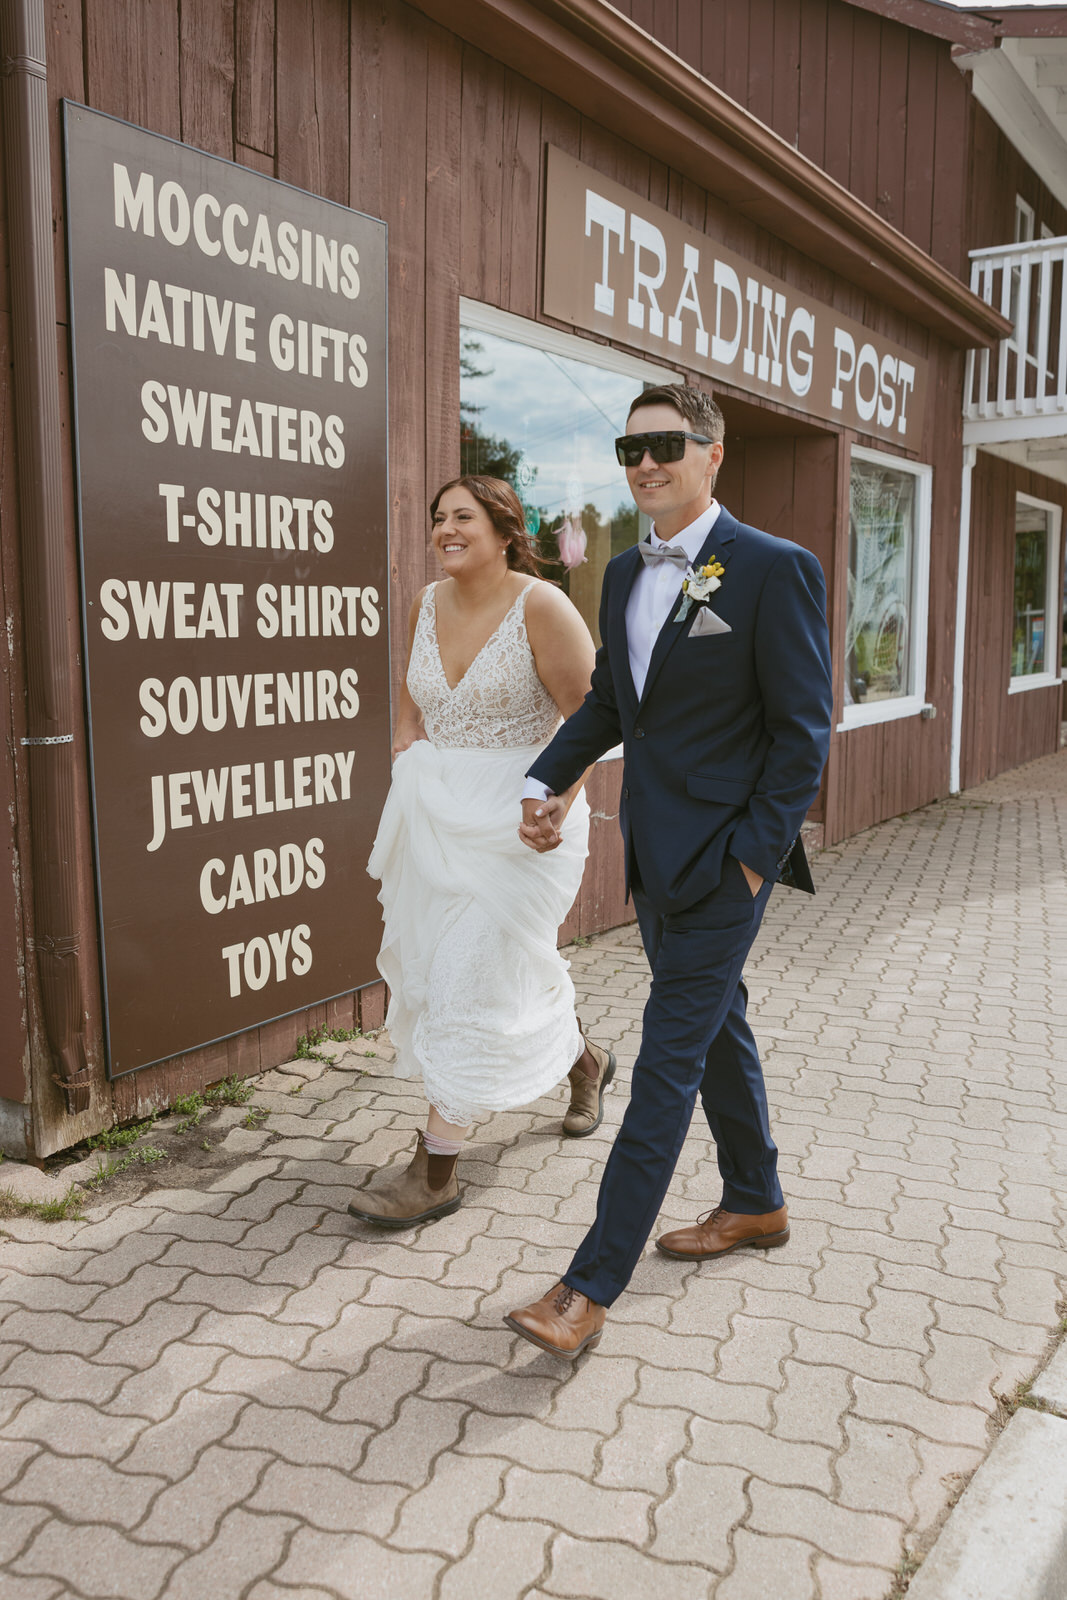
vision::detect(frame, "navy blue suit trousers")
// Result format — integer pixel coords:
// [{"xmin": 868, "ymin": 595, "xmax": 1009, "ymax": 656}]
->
[{"xmin": 563, "ymin": 856, "xmax": 779, "ymax": 1308}]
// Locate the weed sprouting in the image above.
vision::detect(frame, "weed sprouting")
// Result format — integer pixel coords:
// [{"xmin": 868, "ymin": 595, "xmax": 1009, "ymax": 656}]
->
[{"xmin": 0, "ymin": 1184, "xmax": 86, "ymax": 1223}]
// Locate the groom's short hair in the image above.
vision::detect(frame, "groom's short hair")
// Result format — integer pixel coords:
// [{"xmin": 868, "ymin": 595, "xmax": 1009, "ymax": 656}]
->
[{"xmin": 628, "ymin": 383, "xmax": 725, "ymax": 443}]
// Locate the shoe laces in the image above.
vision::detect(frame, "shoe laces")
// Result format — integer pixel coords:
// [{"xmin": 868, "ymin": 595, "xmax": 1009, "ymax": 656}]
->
[
  {"xmin": 696, "ymin": 1205, "xmax": 726, "ymax": 1228},
  {"xmin": 553, "ymin": 1284, "xmax": 578, "ymax": 1313}
]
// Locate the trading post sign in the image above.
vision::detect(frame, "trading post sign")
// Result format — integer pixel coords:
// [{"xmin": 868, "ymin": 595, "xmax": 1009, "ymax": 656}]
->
[
  {"xmin": 544, "ymin": 146, "xmax": 928, "ymax": 451},
  {"xmin": 64, "ymin": 104, "xmax": 390, "ymax": 1074}
]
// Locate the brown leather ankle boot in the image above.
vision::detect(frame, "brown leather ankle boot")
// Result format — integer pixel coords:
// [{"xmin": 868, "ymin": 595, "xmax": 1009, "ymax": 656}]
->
[
  {"xmin": 347, "ymin": 1134, "xmax": 461, "ymax": 1227},
  {"xmin": 563, "ymin": 1023, "xmax": 616, "ymax": 1137}
]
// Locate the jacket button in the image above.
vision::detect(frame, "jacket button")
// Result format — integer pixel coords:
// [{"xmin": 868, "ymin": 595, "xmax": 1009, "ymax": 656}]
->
[
  {"xmin": 622, "ymin": 787, "xmax": 630, "ymax": 799},
  {"xmin": 633, "ymin": 726, "xmax": 645, "ymax": 739}
]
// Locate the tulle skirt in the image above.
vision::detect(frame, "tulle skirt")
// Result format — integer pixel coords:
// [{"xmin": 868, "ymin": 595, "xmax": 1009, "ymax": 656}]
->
[{"xmin": 367, "ymin": 740, "xmax": 590, "ymax": 1127}]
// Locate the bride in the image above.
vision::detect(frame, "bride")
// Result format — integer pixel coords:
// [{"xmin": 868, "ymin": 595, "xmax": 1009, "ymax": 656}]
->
[{"xmin": 348, "ymin": 475, "xmax": 616, "ymax": 1229}]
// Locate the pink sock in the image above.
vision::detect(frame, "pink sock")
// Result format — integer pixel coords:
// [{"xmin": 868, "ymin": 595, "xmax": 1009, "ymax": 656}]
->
[{"xmin": 422, "ymin": 1130, "xmax": 463, "ymax": 1157}]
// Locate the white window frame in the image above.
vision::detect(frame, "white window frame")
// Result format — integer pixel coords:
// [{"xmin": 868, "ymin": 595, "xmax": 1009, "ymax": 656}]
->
[
  {"xmin": 1008, "ymin": 490, "xmax": 1062, "ymax": 694},
  {"xmin": 839, "ymin": 445, "xmax": 933, "ymax": 732},
  {"xmin": 1014, "ymin": 195, "xmax": 1036, "ymax": 244},
  {"xmin": 459, "ymin": 300, "xmax": 681, "ymax": 763},
  {"xmin": 460, "ymin": 297, "xmax": 682, "ymax": 386}
]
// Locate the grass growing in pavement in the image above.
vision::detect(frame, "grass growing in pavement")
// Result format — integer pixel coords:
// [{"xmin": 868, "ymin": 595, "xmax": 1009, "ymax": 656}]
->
[
  {"xmin": 295, "ymin": 1025, "xmax": 362, "ymax": 1066},
  {"xmin": 167, "ymin": 1076, "xmax": 255, "ymax": 1133},
  {"xmin": 1002, "ymin": 1378, "xmax": 1048, "ymax": 1416},
  {"xmin": 86, "ymin": 1118, "xmax": 156, "ymax": 1152},
  {"xmin": 0, "ymin": 1184, "xmax": 86, "ymax": 1223},
  {"xmin": 205, "ymin": 1075, "xmax": 255, "ymax": 1107},
  {"xmin": 83, "ymin": 1144, "xmax": 168, "ymax": 1190},
  {"xmin": 885, "ymin": 1550, "xmax": 921, "ymax": 1598}
]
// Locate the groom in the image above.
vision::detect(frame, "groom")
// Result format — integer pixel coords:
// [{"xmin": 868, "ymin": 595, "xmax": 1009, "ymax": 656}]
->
[{"xmin": 507, "ymin": 383, "xmax": 833, "ymax": 1358}]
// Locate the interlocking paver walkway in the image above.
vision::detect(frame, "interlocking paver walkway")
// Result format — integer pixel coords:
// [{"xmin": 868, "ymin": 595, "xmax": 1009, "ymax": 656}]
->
[{"xmin": 1, "ymin": 750, "xmax": 1065, "ymax": 1599}]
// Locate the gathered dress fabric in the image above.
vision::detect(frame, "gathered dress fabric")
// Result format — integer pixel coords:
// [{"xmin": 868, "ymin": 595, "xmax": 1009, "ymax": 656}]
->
[{"xmin": 368, "ymin": 581, "xmax": 590, "ymax": 1127}]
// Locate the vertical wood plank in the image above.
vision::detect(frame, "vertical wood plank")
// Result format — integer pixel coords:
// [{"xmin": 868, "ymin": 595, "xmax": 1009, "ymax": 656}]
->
[
  {"xmin": 875, "ymin": 19, "xmax": 908, "ymax": 230},
  {"xmin": 235, "ymin": 0, "xmax": 275, "ymax": 156},
  {"xmin": 0, "ymin": 306, "xmax": 31, "ymax": 1103},
  {"xmin": 459, "ymin": 44, "xmax": 505, "ymax": 308},
  {"xmin": 930, "ymin": 46, "xmax": 967, "ymax": 277},
  {"xmin": 180, "ymin": 0, "xmax": 236, "ymax": 158},
  {"xmin": 350, "ymin": 0, "xmax": 387, "ymax": 220},
  {"xmin": 45, "ymin": 0, "xmax": 85, "ymax": 326},
  {"xmin": 236, "ymin": 142, "xmax": 274, "ymax": 176},
  {"xmin": 381, "ymin": 5, "xmax": 428, "ymax": 690},
  {"xmin": 848, "ymin": 10, "xmax": 880, "ymax": 213},
  {"xmin": 797, "ymin": 0, "xmax": 827, "ymax": 167},
  {"xmin": 722, "ymin": 0, "xmax": 750, "ymax": 107},
  {"xmin": 822, "ymin": 2, "xmax": 853, "ymax": 190},
  {"xmin": 771, "ymin": 0, "xmax": 801, "ymax": 150},
  {"xmin": 700, "ymin": 0, "xmax": 727, "ymax": 89},
  {"xmin": 500, "ymin": 70, "xmax": 542, "ymax": 319},
  {"xmin": 676, "ymin": 0, "xmax": 701, "ymax": 82},
  {"xmin": 358, "ymin": 981, "xmax": 386, "ymax": 1032},
  {"xmin": 747, "ymin": 0, "xmax": 775, "ymax": 128},
  {"xmin": 425, "ymin": 26, "xmax": 463, "ymax": 511},
  {"xmin": 902, "ymin": 32, "xmax": 938, "ymax": 255},
  {"xmin": 275, "ymin": 0, "xmax": 349, "ymax": 203},
  {"xmin": 85, "ymin": 0, "xmax": 182, "ymax": 135}
]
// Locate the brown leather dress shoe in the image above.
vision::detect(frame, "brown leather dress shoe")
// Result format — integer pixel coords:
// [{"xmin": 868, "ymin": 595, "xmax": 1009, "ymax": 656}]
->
[
  {"xmin": 656, "ymin": 1204, "xmax": 790, "ymax": 1260},
  {"xmin": 504, "ymin": 1281, "xmax": 606, "ymax": 1358},
  {"xmin": 563, "ymin": 1023, "xmax": 616, "ymax": 1137}
]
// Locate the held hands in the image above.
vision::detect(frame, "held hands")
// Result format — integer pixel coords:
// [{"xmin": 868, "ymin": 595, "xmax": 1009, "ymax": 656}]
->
[
  {"xmin": 392, "ymin": 723, "xmax": 428, "ymax": 759},
  {"xmin": 519, "ymin": 794, "xmax": 569, "ymax": 853}
]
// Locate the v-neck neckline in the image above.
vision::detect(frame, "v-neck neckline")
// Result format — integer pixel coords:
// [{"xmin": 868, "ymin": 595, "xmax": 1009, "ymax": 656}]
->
[{"xmin": 430, "ymin": 582, "xmax": 529, "ymax": 694}]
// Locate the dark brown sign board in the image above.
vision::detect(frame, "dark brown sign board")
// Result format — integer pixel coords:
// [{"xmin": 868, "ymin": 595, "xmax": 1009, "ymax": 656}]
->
[
  {"xmin": 544, "ymin": 146, "xmax": 928, "ymax": 452},
  {"xmin": 63, "ymin": 104, "xmax": 390, "ymax": 1075}
]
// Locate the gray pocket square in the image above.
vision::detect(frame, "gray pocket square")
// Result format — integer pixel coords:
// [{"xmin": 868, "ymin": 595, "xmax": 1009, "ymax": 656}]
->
[{"xmin": 689, "ymin": 607, "xmax": 731, "ymax": 637}]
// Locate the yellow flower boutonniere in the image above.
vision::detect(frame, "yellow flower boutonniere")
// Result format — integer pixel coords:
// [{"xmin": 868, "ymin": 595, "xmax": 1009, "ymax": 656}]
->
[{"xmin": 675, "ymin": 559, "xmax": 725, "ymax": 622}]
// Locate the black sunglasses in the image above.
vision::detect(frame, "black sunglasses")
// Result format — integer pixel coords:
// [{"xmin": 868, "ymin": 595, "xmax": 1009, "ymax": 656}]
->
[{"xmin": 614, "ymin": 430, "xmax": 713, "ymax": 467}]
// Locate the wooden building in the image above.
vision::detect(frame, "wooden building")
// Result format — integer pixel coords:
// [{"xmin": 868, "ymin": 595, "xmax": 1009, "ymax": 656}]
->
[{"xmin": 0, "ymin": 0, "xmax": 1063, "ymax": 1156}]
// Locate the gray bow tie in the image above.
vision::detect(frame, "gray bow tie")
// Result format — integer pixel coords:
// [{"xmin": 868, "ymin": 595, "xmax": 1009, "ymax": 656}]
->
[{"xmin": 638, "ymin": 540, "xmax": 688, "ymax": 568}]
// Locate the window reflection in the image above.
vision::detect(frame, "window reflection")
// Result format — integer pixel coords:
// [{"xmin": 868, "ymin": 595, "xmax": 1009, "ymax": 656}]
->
[
  {"xmin": 846, "ymin": 459, "xmax": 916, "ymax": 705},
  {"xmin": 1013, "ymin": 500, "xmax": 1051, "ymax": 679},
  {"xmin": 459, "ymin": 326, "xmax": 649, "ymax": 644}
]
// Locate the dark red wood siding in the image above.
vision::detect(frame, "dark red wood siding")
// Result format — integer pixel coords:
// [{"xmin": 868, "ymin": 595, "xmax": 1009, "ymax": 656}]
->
[
  {"xmin": 611, "ymin": 0, "xmax": 973, "ymax": 276},
  {"xmin": 960, "ymin": 455, "xmax": 1066, "ymax": 792},
  {"xmin": 0, "ymin": 0, "xmax": 1003, "ymax": 1141}
]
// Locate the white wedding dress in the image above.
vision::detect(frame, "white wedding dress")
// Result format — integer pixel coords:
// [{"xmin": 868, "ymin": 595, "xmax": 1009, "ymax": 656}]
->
[{"xmin": 368, "ymin": 581, "xmax": 590, "ymax": 1127}]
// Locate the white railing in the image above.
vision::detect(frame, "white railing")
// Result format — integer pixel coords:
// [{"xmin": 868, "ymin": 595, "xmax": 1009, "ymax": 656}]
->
[{"xmin": 964, "ymin": 236, "xmax": 1067, "ymax": 439}]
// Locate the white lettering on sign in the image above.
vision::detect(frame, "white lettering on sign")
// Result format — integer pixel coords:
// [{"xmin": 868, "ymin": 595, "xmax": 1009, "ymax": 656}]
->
[
  {"xmin": 627, "ymin": 215, "xmax": 667, "ymax": 338},
  {"xmin": 220, "ymin": 924, "xmax": 313, "ymax": 996},
  {"xmin": 114, "ymin": 163, "xmax": 361, "ymax": 299},
  {"xmin": 139, "ymin": 383, "xmax": 346, "ymax": 466},
  {"xmin": 199, "ymin": 836, "xmax": 326, "ymax": 914},
  {"xmin": 585, "ymin": 191, "xmax": 626, "ymax": 317},
  {"xmin": 543, "ymin": 148, "xmax": 927, "ymax": 447},
  {"xmin": 146, "ymin": 749, "xmax": 356, "ymax": 851},
  {"xmin": 137, "ymin": 668, "xmax": 360, "ymax": 737}
]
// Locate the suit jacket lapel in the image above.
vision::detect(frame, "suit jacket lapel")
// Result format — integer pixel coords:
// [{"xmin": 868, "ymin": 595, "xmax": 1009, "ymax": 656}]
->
[
  {"xmin": 635, "ymin": 508, "xmax": 740, "ymax": 713},
  {"xmin": 610, "ymin": 545, "xmax": 643, "ymax": 713}
]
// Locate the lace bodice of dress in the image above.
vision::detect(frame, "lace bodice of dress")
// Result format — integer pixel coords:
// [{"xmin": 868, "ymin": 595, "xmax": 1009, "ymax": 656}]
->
[{"xmin": 407, "ymin": 582, "xmax": 562, "ymax": 749}]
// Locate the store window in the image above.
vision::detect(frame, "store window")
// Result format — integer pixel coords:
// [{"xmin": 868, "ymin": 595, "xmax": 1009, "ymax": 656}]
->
[
  {"xmin": 1010, "ymin": 494, "xmax": 1062, "ymax": 691},
  {"xmin": 842, "ymin": 448, "xmax": 932, "ymax": 730},
  {"xmin": 458, "ymin": 301, "xmax": 675, "ymax": 644}
]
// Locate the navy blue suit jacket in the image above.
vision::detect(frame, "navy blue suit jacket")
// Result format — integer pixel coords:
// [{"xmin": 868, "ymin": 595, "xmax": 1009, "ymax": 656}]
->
[{"xmin": 528, "ymin": 507, "xmax": 833, "ymax": 915}]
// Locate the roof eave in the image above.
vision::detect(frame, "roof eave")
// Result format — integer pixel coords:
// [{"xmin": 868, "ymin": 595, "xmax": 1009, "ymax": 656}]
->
[{"xmin": 410, "ymin": 0, "xmax": 1010, "ymax": 349}]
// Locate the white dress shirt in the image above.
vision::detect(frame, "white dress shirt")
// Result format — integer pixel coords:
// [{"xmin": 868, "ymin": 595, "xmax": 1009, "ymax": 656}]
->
[
  {"xmin": 624, "ymin": 501, "xmax": 720, "ymax": 699},
  {"xmin": 522, "ymin": 501, "xmax": 721, "ymax": 802}
]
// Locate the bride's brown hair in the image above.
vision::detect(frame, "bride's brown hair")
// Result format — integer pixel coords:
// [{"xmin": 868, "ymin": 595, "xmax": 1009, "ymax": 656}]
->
[{"xmin": 430, "ymin": 475, "xmax": 544, "ymax": 577}]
